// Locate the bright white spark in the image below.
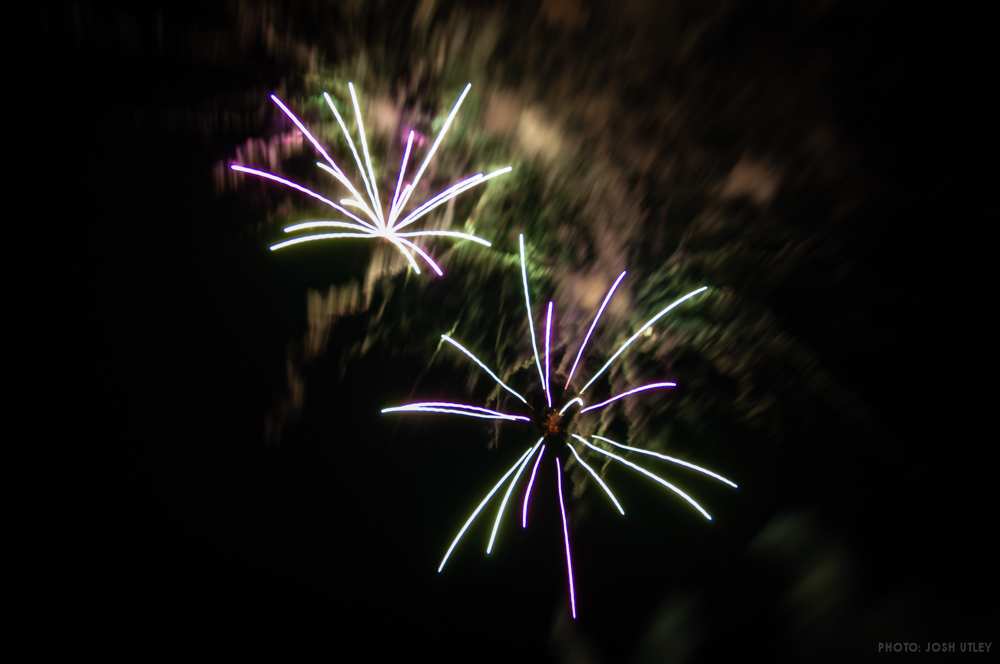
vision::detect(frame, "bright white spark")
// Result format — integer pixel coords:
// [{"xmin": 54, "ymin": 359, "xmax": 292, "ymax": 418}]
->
[
  {"xmin": 282, "ymin": 220, "xmax": 374, "ymax": 233},
  {"xmin": 229, "ymin": 165, "xmax": 371, "ymax": 228},
  {"xmin": 579, "ymin": 286, "xmax": 709, "ymax": 394},
  {"xmin": 438, "ymin": 444, "xmax": 536, "ymax": 573},
  {"xmin": 578, "ymin": 382, "xmax": 677, "ymax": 414},
  {"xmin": 574, "ymin": 435, "xmax": 712, "ymax": 521},
  {"xmin": 558, "ymin": 398, "xmax": 584, "ymax": 415},
  {"xmin": 520, "ymin": 234, "xmax": 547, "ymax": 392},
  {"xmin": 487, "ymin": 439, "xmax": 543, "ymax": 554},
  {"xmin": 381, "ymin": 403, "xmax": 531, "ymax": 422},
  {"xmin": 348, "ymin": 83, "xmax": 385, "ymax": 226},
  {"xmin": 544, "ymin": 301, "xmax": 554, "ymax": 408},
  {"xmin": 567, "ymin": 444, "xmax": 625, "ymax": 516},
  {"xmin": 394, "ymin": 231, "xmax": 491, "ymax": 247},
  {"xmin": 389, "ymin": 130, "xmax": 414, "ymax": 222},
  {"xmin": 441, "ymin": 335, "xmax": 528, "ymax": 404},
  {"xmin": 592, "ymin": 435, "xmax": 738, "ymax": 488},
  {"xmin": 565, "ymin": 270, "xmax": 627, "ymax": 390},
  {"xmin": 233, "ymin": 85, "xmax": 511, "ymax": 276},
  {"xmin": 269, "ymin": 232, "xmax": 376, "ymax": 252},
  {"xmin": 392, "ymin": 167, "xmax": 510, "ymax": 232},
  {"xmin": 555, "ymin": 456, "xmax": 577, "ymax": 620}
]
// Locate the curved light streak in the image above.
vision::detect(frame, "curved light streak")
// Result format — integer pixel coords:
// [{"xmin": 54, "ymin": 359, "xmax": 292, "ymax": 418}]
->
[
  {"xmin": 395, "ymin": 230, "xmax": 491, "ymax": 247},
  {"xmin": 392, "ymin": 173, "xmax": 484, "ymax": 232},
  {"xmin": 438, "ymin": 445, "xmax": 535, "ymax": 573},
  {"xmin": 556, "ymin": 457, "xmax": 578, "ymax": 620},
  {"xmin": 592, "ymin": 435, "xmax": 737, "ymax": 488},
  {"xmin": 381, "ymin": 403, "xmax": 531, "ymax": 422},
  {"xmin": 564, "ymin": 270, "xmax": 627, "ymax": 390},
  {"xmin": 522, "ymin": 444, "xmax": 546, "ymax": 528},
  {"xmin": 558, "ymin": 398, "xmax": 584, "ymax": 416},
  {"xmin": 519, "ymin": 234, "xmax": 547, "ymax": 392},
  {"xmin": 487, "ymin": 439, "xmax": 543, "ymax": 554},
  {"xmin": 269, "ymin": 93, "xmax": 343, "ymax": 181},
  {"xmin": 579, "ymin": 286, "xmax": 709, "ymax": 394},
  {"xmin": 441, "ymin": 335, "xmax": 528, "ymax": 403},
  {"xmin": 544, "ymin": 301, "xmax": 554, "ymax": 408},
  {"xmin": 567, "ymin": 444, "xmax": 625, "ymax": 516},
  {"xmin": 574, "ymin": 435, "xmax": 712, "ymax": 521},
  {"xmin": 269, "ymin": 232, "xmax": 374, "ymax": 252},
  {"xmin": 578, "ymin": 382, "xmax": 677, "ymax": 414},
  {"xmin": 283, "ymin": 220, "xmax": 373, "ymax": 233},
  {"xmin": 229, "ymin": 165, "xmax": 370, "ymax": 228},
  {"xmin": 395, "ymin": 237, "xmax": 443, "ymax": 276},
  {"xmin": 389, "ymin": 130, "xmax": 414, "ymax": 223}
]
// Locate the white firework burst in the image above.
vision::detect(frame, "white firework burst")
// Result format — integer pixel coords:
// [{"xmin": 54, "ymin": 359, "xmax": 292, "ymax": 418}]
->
[{"xmin": 231, "ymin": 82, "xmax": 510, "ymax": 276}]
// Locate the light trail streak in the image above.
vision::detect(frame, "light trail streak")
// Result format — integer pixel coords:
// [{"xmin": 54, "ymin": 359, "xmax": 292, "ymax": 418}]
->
[
  {"xmin": 556, "ymin": 456, "xmax": 578, "ymax": 619},
  {"xmin": 579, "ymin": 286, "xmax": 708, "ymax": 394},
  {"xmin": 578, "ymin": 382, "xmax": 677, "ymax": 414},
  {"xmin": 592, "ymin": 435, "xmax": 737, "ymax": 488},
  {"xmin": 567, "ymin": 444, "xmax": 625, "ymax": 515},
  {"xmin": 574, "ymin": 435, "xmax": 712, "ymax": 521},
  {"xmin": 441, "ymin": 335, "xmax": 528, "ymax": 403},
  {"xmin": 487, "ymin": 439, "xmax": 543, "ymax": 554},
  {"xmin": 565, "ymin": 270, "xmax": 627, "ymax": 390},
  {"xmin": 438, "ymin": 445, "xmax": 536, "ymax": 573}
]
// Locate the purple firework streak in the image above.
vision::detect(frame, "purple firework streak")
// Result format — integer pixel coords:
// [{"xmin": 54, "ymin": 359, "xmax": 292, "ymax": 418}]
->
[
  {"xmin": 381, "ymin": 234, "xmax": 736, "ymax": 618},
  {"xmin": 231, "ymin": 83, "xmax": 511, "ymax": 276}
]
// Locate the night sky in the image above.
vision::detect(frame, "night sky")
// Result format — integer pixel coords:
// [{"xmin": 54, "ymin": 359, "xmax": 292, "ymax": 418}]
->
[{"xmin": 53, "ymin": 1, "xmax": 994, "ymax": 660}]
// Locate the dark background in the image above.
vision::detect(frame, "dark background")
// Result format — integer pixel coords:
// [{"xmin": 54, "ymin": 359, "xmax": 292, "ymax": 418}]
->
[{"xmin": 47, "ymin": 1, "xmax": 994, "ymax": 660}]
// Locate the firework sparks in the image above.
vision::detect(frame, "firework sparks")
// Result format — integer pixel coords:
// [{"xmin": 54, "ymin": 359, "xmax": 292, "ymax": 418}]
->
[
  {"xmin": 231, "ymin": 84, "xmax": 510, "ymax": 276},
  {"xmin": 381, "ymin": 234, "xmax": 731, "ymax": 616}
]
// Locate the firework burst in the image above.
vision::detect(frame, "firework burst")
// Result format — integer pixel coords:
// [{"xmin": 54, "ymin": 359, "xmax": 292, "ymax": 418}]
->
[
  {"xmin": 382, "ymin": 234, "xmax": 737, "ymax": 618},
  {"xmin": 231, "ymin": 83, "xmax": 511, "ymax": 276}
]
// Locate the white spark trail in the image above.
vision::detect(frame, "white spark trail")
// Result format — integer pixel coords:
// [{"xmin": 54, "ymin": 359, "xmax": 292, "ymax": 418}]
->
[
  {"xmin": 394, "ymin": 231, "xmax": 491, "ymax": 247},
  {"xmin": 559, "ymin": 398, "xmax": 584, "ymax": 415},
  {"xmin": 395, "ymin": 237, "xmax": 443, "ymax": 276},
  {"xmin": 348, "ymin": 83, "xmax": 385, "ymax": 226},
  {"xmin": 592, "ymin": 435, "xmax": 738, "ymax": 488},
  {"xmin": 565, "ymin": 270, "xmax": 627, "ymax": 390},
  {"xmin": 578, "ymin": 382, "xmax": 676, "ymax": 414},
  {"xmin": 544, "ymin": 301, "xmax": 554, "ymax": 408},
  {"xmin": 229, "ymin": 165, "xmax": 372, "ymax": 229},
  {"xmin": 567, "ymin": 444, "xmax": 625, "ymax": 516},
  {"xmin": 519, "ymin": 234, "xmax": 547, "ymax": 392},
  {"xmin": 269, "ymin": 232, "xmax": 374, "ymax": 252},
  {"xmin": 573, "ymin": 435, "xmax": 713, "ymax": 521},
  {"xmin": 438, "ymin": 445, "xmax": 536, "ymax": 573},
  {"xmin": 487, "ymin": 439, "xmax": 543, "ymax": 554},
  {"xmin": 441, "ymin": 335, "xmax": 528, "ymax": 404},
  {"xmin": 579, "ymin": 286, "xmax": 709, "ymax": 394},
  {"xmin": 389, "ymin": 130, "xmax": 415, "ymax": 224},
  {"xmin": 282, "ymin": 220, "xmax": 374, "ymax": 234},
  {"xmin": 381, "ymin": 403, "xmax": 531, "ymax": 422}
]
